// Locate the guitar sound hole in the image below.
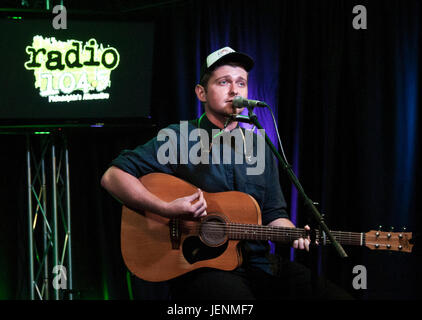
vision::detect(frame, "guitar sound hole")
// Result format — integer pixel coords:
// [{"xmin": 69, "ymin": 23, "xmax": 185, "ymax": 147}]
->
[
  {"xmin": 182, "ymin": 236, "xmax": 228, "ymax": 265},
  {"xmin": 200, "ymin": 215, "xmax": 227, "ymax": 246}
]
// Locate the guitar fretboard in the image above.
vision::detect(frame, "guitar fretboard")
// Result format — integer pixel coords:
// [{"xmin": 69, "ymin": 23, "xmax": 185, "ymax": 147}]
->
[{"xmin": 225, "ymin": 223, "xmax": 365, "ymax": 246}]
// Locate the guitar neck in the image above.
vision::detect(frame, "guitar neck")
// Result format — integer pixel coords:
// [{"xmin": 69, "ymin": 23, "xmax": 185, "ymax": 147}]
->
[
  {"xmin": 227, "ymin": 223, "xmax": 365, "ymax": 247},
  {"xmin": 315, "ymin": 229, "xmax": 365, "ymax": 246}
]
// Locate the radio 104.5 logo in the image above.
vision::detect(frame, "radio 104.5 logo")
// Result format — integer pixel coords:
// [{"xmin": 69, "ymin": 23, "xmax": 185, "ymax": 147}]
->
[{"xmin": 24, "ymin": 36, "xmax": 120, "ymax": 103}]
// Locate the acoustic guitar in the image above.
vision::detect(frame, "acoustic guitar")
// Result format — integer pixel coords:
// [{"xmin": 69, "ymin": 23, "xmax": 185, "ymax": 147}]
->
[{"xmin": 121, "ymin": 173, "xmax": 414, "ymax": 282}]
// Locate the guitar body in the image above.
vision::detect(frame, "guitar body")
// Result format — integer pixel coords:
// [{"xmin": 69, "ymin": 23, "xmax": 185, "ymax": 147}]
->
[{"xmin": 121, "ymin": 173, "xmax": 262, "ymax": 282}]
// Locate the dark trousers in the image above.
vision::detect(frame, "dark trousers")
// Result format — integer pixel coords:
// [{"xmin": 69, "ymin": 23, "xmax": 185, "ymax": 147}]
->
[{"xmin": 130, "ymin": 258, "xmax": 354, "ymax": 300}]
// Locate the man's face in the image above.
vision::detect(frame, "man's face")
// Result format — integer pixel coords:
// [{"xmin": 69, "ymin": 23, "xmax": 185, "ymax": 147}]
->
[{"xmin": 196, "ymin": 65, "xmax": 248, "ymax": 120}]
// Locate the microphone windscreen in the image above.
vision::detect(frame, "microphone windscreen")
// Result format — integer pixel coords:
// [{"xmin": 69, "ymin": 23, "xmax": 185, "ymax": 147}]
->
[{"xmin": 232, "ymin": 96, "xmax": 245, "ymax": 108}]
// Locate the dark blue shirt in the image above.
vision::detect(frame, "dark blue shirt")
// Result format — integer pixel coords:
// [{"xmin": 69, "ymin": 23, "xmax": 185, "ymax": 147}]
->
[{"xmin": 111, "ymin": 114, "xmax": 289, "ymax": 274}]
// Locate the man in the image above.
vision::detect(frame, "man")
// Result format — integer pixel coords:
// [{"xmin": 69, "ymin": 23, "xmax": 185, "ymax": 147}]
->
[{"xmin": 101, "ymin": 47, "xmax": 348, "ymax": 300}]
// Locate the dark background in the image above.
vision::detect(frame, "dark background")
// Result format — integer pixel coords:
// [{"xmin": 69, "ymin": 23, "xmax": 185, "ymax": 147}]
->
[{"xmin": 0, "ymin": 0, "xmax": 421, "ymax": 300}]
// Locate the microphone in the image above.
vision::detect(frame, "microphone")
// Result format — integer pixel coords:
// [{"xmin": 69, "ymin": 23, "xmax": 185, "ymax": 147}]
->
[{"xmin": 232, "ymin": 96, "xmax": 268, "ymax": 108}]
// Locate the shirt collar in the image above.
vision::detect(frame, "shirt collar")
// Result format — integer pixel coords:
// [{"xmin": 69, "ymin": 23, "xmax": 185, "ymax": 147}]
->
[{"xmin": 197, "ymin": 113, "xmax": 240, "ymax": 138}]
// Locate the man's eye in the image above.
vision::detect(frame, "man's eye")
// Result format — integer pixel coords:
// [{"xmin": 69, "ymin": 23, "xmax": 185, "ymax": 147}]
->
[
  {"xmin": 238, "ymin": 82, "xmax": 246, "ymax": 87},
  {"xmin": 219, "ymin": 80, "xmax": 228, "ymax": 85}
]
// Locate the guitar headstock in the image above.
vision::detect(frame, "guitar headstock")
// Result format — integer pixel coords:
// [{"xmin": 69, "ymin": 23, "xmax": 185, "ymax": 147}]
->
[{"xmin": 365, "ymin": 229, "xmax": 413, "ymax": 253}]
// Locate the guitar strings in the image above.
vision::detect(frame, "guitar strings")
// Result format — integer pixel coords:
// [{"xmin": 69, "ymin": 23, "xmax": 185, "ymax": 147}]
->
[
  {"xmin": 174, "ymin": 220, "xmax": 406, "ymax": 249},
  {"xmin": 186, "ymin": 224, "xmax": 404, "ymax": 248},
  {"xmin": 181, "ymin": 222, "xmax": 364, "ymax": 244},
  {"xmin": 185, "ymin": 223, "xmax": 356, "ymax": 239}
]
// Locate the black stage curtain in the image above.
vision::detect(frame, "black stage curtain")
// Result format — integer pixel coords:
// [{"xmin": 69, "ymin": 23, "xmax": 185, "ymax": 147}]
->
[{"xmin": 1, "ymin": 0, "xmax": 421, "ymax": 300}]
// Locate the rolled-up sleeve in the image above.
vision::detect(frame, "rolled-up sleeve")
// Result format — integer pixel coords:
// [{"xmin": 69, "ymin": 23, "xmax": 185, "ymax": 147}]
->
[{"xmin": 110, "ymin": 124, "xmax": 179, "ymax": 178}]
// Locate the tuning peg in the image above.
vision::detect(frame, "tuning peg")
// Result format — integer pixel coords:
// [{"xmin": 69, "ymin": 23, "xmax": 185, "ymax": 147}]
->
[
  {"xmin": 386, "ymin": 227, "xmax": 394, "ymax": 238},
  {"xmin": 375, "ymin": 225, "xmax": 382, "ymax": 237},
  {"xmin": 398, "ymin": 227, "xmax": 407, "ymax": 239}
]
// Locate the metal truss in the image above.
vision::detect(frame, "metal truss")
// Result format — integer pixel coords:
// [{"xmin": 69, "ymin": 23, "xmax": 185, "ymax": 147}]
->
[{"xmin": 26, "ymin": 132, "xmax": 73, "ymax": 300}]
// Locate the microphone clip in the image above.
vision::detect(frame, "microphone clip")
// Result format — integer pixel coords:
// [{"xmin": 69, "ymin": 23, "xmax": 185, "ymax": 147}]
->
[{"xmin": 229, "ymin": 114, "xmax": 254, "ymax": 124}]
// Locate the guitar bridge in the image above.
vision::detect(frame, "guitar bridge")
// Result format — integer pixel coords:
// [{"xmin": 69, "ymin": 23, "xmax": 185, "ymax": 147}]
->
[{"xmin": 169, "ymin": 218, "xmax": 181, "ymax": 249}]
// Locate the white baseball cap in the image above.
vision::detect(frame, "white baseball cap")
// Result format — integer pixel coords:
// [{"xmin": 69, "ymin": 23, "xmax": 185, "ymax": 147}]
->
[{"xmin": 200, "ymin": 47, "xmax": 254, "ymax": 80}]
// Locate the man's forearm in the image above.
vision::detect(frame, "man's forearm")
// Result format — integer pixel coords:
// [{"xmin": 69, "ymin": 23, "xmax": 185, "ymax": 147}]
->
[{"xmin": 101, "ymin": 166, "xmax": 168, "ymax": 215}]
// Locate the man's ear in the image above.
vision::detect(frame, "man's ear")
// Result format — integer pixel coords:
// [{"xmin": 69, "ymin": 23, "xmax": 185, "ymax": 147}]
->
[{"xmin": 195, "ymin": 84, "xmax": 207, "ymax": 103}]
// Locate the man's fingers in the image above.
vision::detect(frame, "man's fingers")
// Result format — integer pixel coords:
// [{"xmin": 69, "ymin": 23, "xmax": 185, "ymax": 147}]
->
[
  {"xmin": 185, "ymin": 189, "xmax": 203, "ymax": 210},
  {"xmin": 191, "ymin": 198, "xmax": 203, "ymax": 211},
  {"xmin": 304, "ymin": 239, "xmax": 310, "ymax": 251},
  {"xmin": 184, "ymin": 189, "xmax": 201, "ymax": 203},
  {"xmin": 293, "ymin": 238, "xmax": 310, "ymax": 251},
  {"xmin": 292, "ymin": 225, "xmax": 312, "ymax": 251},
  {"xmin": 191, "ymin": 190, "xmax": 207, "ymax": 217},
  {"xmin": 191, "ymin": 190, "xmax": 205, "ymax": 208},
  {"xmin": 298, "ymin": 238, "xmax": 305, "ymax": 250},
  {"xmin": 193, "ymin": 203, "xmax": 207, "ymax": 217}
]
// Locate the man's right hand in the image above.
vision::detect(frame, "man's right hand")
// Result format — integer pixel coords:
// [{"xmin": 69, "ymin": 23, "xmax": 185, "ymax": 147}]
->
[
  {"xmin": 101, "ymin": 166, "xmax": 207, "ymax": 220},
  {"xmin": 164, "ymin": 189, "xmax": 208, "ymax": 219}
]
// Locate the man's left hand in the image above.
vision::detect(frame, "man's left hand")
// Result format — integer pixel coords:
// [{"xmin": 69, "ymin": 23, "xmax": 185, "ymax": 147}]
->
[{"xmin": 293, "ymin": 225, "xmax": 311, "ymax": 251}]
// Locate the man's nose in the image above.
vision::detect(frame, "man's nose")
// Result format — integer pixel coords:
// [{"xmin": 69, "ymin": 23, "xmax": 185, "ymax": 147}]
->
[{"xmin": 229, "ymin": 83, "xmax": 238, "ymax": 96}]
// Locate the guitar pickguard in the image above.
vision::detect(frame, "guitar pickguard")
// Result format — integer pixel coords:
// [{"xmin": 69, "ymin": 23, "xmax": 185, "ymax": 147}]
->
[{"xmin": 182, "ymin": 236, "xmax": 229, "ymax": 264}]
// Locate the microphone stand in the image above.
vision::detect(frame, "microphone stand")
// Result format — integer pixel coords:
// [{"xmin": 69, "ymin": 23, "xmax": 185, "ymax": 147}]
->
[{"xmin": 232, "ymin": 110, "xmax": 348, "ymax": 258}]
